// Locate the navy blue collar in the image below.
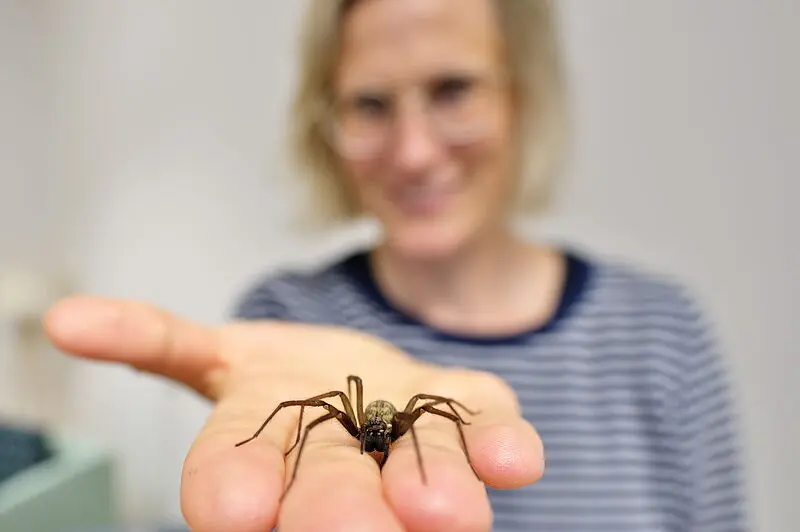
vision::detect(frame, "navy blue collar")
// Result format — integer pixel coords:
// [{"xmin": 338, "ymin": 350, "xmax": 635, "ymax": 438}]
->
[{"xmin": 338, "ymin": 246, "xmax": 593, "ymax": 345}]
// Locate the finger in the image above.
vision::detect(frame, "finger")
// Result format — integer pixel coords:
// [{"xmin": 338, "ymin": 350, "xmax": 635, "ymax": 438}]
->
[
  {"xmin": 43, "ymin": 295, "xmax": 221, "ymax": 396},
  {"xmin": 183, "ymin": 392, "xmax": 405, "ymax": 532},
  {"xmin": 278, "ymin": 420, "xmax": 406, "ymax": 532},
  {"xmin": 464, "ymin": 415, "xmax": 545, "ymax": 488},
  {"xmin": 274, "ymin": 399, "xmax": 404, "ymax": 531},
  {"xmin": 410, "ymin": 373, "xmax": 545, "ymax": 489},
  {"xmin": 383, "ymin": 379, "xmax": 544, "ymax": 532},
  {"xmin": 384, "ymin": 414, "xmax": 544, "ymax": 532},
  {"xmin": 180, "ymin": 397, "xmax": 290, "ymax": 532},
  {"xmin": 382, "ymin": 410, "xmax": 493, "ymax": 532}
]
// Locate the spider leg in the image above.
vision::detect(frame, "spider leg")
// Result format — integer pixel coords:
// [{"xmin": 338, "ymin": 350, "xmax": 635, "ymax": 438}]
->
[
  {"xmin": 394, "ymin": 412, "xmax": 428, "ymax": 484},
  {"xmin": 403, "ymin": 393, "xmax": 481, "ymax": 416},
  {"xmin": 420, "ymin": 404, "xmax": 480, "ymax": 479},
  {"xmin": 290, "ymin": 405, "xmax": 305, "ymax": 455},
  {"xmin": 285, "ymin": 390, "xmax": 358, "ymax": 455},
  {"xmin": 394, "ymin": 404, "xmax": 480, "ymax": 482},
  {"xmin": 283, "ymin": 407, "xmax": 358, "ymax": 500},
  {"xmin": 402, "ymin": 393, "xmax": 481, "ymax": 419},
  {"xmin": 347, "ymin": 375, "xmax": 365, "ymax": 426},
  {"xmin": 234, "ymin": 397, "xmax": 358, "ymax": 448},
  {"xmin": 425, "ymin": 399, "xmax": 471, "ymax": 425}
]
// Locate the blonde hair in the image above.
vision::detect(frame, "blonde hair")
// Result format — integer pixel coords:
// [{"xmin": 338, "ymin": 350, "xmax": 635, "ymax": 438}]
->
[{"xmin": 286, "ymin": 0, "xmax": 570, "ymax": 228}]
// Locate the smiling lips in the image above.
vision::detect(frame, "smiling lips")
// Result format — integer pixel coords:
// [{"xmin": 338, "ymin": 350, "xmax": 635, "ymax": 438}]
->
[{"xmin": 394, "ymin": 179, "xmax": 459, "ymax": 216}]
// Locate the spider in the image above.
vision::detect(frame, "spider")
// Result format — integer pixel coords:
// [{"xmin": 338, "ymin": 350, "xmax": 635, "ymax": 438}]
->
[{"xmin": 234, "ymin": 375, "xmax": 481, "ymax": 498}]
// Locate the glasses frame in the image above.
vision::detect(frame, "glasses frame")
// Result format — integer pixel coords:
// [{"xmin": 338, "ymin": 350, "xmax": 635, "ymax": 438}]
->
[{"xmin": 316, "ymin": 70, "xmax": 511, "ymax": 161}]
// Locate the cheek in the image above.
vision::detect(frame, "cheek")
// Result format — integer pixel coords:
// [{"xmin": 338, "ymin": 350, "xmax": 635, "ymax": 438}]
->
[
  {"xmin": 462, "ymin": 131, "xmax": 516, "ymax": 193},
  {"xmin": 340, "ymin": 160, "xmax": 381, "ymax": 200}
]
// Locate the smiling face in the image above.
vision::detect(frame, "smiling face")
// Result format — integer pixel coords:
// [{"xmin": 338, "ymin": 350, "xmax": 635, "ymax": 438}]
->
[{"xmin": 330, "ymin": 0, "xmax": 518, "ymax": 259}]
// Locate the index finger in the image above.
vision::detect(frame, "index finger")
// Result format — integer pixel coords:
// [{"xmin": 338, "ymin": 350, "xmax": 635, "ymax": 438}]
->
[{"xmin": 43, "ymin": 295, "xmax": 223, "ymax": 396}]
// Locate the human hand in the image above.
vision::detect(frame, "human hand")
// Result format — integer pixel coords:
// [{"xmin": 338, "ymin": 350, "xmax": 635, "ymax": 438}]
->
[{"xmin": 43, "ymin": 296, "xmax": 544, "ymax": 532}]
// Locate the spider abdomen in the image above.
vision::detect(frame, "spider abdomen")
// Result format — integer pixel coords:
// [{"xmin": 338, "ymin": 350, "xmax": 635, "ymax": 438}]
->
[{"xmin": 365, "ymin": 399, "xmax": 396, "ymax": 426}]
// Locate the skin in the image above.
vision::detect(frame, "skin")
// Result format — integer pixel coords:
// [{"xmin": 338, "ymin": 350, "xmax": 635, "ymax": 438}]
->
[
  {"xmin": 44, "ymin": 298, "xmax": 543, "ymax": 532},
  {"xmin": 335, "ymin": 0, "xmax": 517, "ymax": 262},
  {"xmin": 337, "ymin": 0, "xmax": 566, "ymax": 337},
  {"xmin": 44, "ymin": 0, "xmax": 564, "ymax": 530}
]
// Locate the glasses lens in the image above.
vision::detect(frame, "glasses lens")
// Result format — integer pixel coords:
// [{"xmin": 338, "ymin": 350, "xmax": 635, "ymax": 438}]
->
[
  {"xmin": 323, "ymin": 74, "xmax": 501, "ymax": 158},
  {"xmin": 432, "ymin": 77, "xmax": 497, "ymax": 145},
  {"xmin": 330, "ymin": 97, "xmax": 389, "ymax": 159}
]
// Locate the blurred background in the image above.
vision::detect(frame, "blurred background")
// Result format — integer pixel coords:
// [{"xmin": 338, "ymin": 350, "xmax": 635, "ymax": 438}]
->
[{"xmin": 0, "ymin": 0, "xmax": 796, "ymax": 530}]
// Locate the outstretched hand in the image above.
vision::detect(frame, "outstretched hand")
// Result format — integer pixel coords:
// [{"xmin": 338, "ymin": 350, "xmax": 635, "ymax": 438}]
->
[{"xmin": 43, "ymin": 296, "xmax": 544, "ymax": 532}]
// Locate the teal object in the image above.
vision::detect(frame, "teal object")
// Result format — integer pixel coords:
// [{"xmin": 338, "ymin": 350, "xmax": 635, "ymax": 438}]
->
[{"xmin": 0, "ymin": 434, "xmax": 116, "ymax": 532}]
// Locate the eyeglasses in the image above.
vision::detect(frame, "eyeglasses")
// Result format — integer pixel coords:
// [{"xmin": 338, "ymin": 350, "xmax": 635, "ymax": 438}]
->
[{"xmin": 319, "ymin": 71, "xmax": 508, "ymax": 161}]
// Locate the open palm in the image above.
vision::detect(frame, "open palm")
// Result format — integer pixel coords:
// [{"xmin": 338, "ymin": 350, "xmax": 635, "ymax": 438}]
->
[{"xmin": 44, "ymin": 296, "xmax": 544, "ymax": 532}]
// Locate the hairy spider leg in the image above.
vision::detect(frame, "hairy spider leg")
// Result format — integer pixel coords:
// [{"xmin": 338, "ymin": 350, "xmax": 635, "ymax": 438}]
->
[
  {"xmin": 401, "ymin": 393, "xmax": 481, "ymax": 427},
  {"xmin": 283, "ymin": 408, "xmax": 359, "ymax": 500},
  {"xmin": 394, "ymin": 404, "xmax": 480, "ymax": 482},
  {"xmin": 418, "ymin": 404, "xmax": 479, "ymax": 479},
  {"xmin": 402, "ymin": 393, "xmax": 481, "ymax": 419},
  {"xmin": 416, "ymin": 398, "xmax": 472, "ymax": 425},
  {"xmin": 346, "ymin": 375, "xmax": 365, "ymax": 426},
  {"xmin": 284, "ymin": 390, "xmax": 358, "ymax": 455},
  {"xmin": 390, "ymin": 411, "xmax": 428, "ymax": 484},
  {"xmin": 234, "ymin": 397, "xmax": 357, "ymax": 448}
]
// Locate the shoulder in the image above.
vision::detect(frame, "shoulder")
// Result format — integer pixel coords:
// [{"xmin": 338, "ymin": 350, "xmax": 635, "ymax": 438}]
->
[
  {"xmin": 228, "ymin": 249, "xmax": 365, "ymax": 322},
  {"xmin": 579, "ymin": 249, "xmax": 711, "ymax": 329},
  {"xmin": 574, "ymin": 248, "xmax": 724, "ymax": 374}
]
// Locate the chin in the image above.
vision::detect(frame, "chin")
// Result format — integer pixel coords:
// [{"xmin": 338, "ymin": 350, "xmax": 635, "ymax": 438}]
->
[{"xmin": 383, "ymin": 215, "xmax": 476, "ymax": 262}]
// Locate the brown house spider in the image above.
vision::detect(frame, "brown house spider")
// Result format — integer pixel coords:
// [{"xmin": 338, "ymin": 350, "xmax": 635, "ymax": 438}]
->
[{"xmin": 235, "ymin": 375, "xmax": 481, "ymax": 498}]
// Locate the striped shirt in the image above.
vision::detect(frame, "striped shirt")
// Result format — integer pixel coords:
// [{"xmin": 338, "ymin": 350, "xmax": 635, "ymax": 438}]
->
[{"xmin": 232, "ymin": 247, "xmax": 748, "ymax": 531}]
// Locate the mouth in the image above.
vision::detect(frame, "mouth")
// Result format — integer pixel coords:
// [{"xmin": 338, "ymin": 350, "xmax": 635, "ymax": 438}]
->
[{"xmin": 393, "ymin": 179, "xmax": 458, "ymax": 216}]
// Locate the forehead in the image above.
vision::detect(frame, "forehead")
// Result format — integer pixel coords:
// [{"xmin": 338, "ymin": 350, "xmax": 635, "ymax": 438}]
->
[{"xmin": 335, "ymin": 0, "xmax": 503, "ymax": 91}]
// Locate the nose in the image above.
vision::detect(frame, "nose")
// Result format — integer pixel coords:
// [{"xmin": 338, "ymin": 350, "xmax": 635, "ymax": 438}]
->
[{"xmin": 390, "ymin": 101, "xmax": 443, "ymax": 173}]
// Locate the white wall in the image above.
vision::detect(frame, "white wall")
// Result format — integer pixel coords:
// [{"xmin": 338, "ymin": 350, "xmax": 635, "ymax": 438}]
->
[
  {"xmin": 0, "ymin": 1, "xmax": 76, "ymax": 430},
  {"xmin": 1, "ymin": 0, "xmax": 797, "ymax": 528},
  {"xmin": 0, "ymin": 1, "xmax": 57, "ymax": 265}
]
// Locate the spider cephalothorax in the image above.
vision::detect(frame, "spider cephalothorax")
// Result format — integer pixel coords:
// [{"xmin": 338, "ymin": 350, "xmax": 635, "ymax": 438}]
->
[
  {"xmin": 361, "ymin": 399, "xmax": 395, "ymax": 454},
  {"xmin": 235, "ymin": 375, "xmax": 480, "ymax": 498}
]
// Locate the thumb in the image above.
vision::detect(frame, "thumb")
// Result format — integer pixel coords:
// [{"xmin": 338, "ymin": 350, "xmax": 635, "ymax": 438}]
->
[{"xmin": 43, "ymin": 295, "xmax": 223, "ymax": 398}]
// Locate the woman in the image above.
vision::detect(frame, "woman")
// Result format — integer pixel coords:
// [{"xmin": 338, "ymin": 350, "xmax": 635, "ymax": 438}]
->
[{"xmin": 45, "ymin": 0, "xmax": 748, "ymax": 531}]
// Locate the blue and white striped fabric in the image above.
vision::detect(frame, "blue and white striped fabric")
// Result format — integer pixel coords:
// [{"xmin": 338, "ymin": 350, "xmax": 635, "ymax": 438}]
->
[{"xmin": 232, "ymin": 247, "xmax": 748, "ymax": 531}]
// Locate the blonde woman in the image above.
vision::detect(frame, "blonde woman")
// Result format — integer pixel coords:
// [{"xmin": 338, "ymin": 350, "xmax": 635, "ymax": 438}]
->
[{"xmin": 45, "ymin": 1, "xmax": 748, "ymax": 530}]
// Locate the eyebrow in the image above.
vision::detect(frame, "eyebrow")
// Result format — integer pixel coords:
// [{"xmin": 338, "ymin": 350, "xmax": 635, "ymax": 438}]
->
[{"xmin": 339, "ymin": 65, "xmax": 489, "ymax": 95}]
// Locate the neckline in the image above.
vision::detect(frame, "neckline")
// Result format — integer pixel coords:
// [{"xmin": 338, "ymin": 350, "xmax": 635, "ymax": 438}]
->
[{"xmin": 339, "ymin": 246, "xmax": 592, "ymax": 345}]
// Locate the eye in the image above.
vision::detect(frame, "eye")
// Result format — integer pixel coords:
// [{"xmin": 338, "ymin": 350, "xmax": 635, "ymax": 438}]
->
[
  {"xmin": 431, "ymin": 75, "xmax": 475, "ymax": 103},
  {"xmin": 352, "ymin": 94, "xmax": 389, "ymax": 117}
]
